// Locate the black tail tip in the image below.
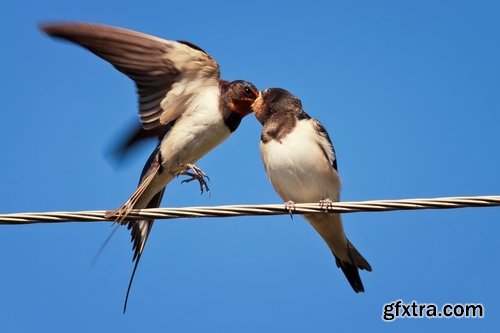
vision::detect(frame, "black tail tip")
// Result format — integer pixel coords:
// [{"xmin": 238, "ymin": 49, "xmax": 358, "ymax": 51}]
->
[{"xmin": 336, "ymin": 258, "xmax": 366, "ymax": 293}]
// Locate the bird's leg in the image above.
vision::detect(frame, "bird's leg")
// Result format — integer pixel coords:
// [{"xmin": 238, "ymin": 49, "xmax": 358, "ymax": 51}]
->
[
  {"xmin": 178, "ymin": 163, "xmax": 210, "ymax": 194},
  {"xmin": 319, "ymin": 198, "xmax": 335, "ymax": 211},
  {"xmin": 284, "ymin": 200, "xmax": 296, "ymax": 220}
]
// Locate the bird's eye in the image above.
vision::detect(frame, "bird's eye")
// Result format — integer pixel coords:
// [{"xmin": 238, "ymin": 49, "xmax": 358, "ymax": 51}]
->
[{"xmin": 244, "ymin": 86, "xmax": 253, "ymax": 96}]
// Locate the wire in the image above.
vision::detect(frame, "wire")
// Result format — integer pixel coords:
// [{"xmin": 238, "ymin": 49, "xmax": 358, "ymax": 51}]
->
[{"xmin": 1, "ymin": 195, "xmax": 499, "ymax": 225}]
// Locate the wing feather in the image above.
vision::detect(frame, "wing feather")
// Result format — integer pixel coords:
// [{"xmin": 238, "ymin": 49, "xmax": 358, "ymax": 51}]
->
[
  {"xmin": 40, "ymin": 22, "xmax": 220, "ymax": 130},
  {"xmin": 312, "ymin": 119, "xmax": 338, "ymax": 171}
]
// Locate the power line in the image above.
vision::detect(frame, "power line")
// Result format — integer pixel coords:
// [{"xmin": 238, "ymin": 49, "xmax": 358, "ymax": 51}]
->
[{"xmin": 1, "ymin": 195, "xmax": 499, "ymax": 225}]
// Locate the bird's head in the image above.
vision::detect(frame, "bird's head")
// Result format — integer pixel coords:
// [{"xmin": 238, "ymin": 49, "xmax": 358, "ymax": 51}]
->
[
  {"xmin": 252, "ymin": 88, "xmax": 302, "ymax": 124},
  {"xmin": 224, "ymin": 80, "xmax": 259, "ymax": 117}
]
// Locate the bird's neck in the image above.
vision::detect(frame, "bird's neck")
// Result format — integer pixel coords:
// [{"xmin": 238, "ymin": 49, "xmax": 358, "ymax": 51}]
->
[{"xmin": 219, "ymin": 81, "xmax": 243, "ymax": 132}]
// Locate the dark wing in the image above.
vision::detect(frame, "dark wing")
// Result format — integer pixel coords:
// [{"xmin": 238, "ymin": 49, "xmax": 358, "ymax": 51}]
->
[
  {"xmin": 312, "ymin": 119, "xmax": 338, "ymax": 171},
  {"xmin": 109, "ymin": 121, "xmax": 172, "ymax": 163},
  {"xmin": 40, "ymin": 22, "xmax": 221, "ymax": 130}
]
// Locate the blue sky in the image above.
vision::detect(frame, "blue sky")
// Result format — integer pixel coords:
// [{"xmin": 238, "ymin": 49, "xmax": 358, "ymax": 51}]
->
[{"xmin": 1, "ymin": 0, "xmax": 499, "ymax": 331}]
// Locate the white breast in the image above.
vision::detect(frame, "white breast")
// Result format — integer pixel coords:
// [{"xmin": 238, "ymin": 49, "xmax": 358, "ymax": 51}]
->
[
  {"xmin": 160, "ymin": 85, "xmax": 231, "ymax": 174},
  {"xmin": 260, "ymin": 119, "xmax": 340, "ymax": 203}
]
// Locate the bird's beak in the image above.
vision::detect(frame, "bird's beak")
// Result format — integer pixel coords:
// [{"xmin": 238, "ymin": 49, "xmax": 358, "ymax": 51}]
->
[{"xmin": 251, "ymin": 91, "xmax": 263, "ymax": 108}]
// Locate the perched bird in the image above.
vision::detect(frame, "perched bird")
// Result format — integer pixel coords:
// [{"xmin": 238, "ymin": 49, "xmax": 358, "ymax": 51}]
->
[
  {"xmin": 253, "ymin": 88, "xmax": 372, "ymax": 292},
  {"xmin": 40, "ymin": 22, "xmax": 259, "ymax": 312}
]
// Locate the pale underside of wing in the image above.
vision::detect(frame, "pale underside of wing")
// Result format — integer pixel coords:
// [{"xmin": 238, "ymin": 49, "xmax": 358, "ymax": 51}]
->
[{"xmin": 40, "ymin": 22, "xmax": 221, "ymax": 130}]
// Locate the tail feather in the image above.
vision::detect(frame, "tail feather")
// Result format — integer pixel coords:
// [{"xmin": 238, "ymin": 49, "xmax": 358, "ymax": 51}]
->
[
  {"xmin": 123, "ymin": 187, "xmax": 165, "ymax": 313},
  {"xmin": 122, "ymin": 144, "xmax": 166, "ymax": 313},
  {"xmin": 347, "ymin": 239, "xmax": 372, "ymax": 272},
  {"xmin": 335, "ymin": 257, "xmax": 365, "ymax": 293},
  {"xmin": 127, "ymin": 188, "xmax": 165, "ymax": 262},
  {"xmin": 334, "ymin": 239, "xmax": 372, "ymax": 293},
  {"xmin": 305, "ymin": 214, "xmax": 371, "ymax": 293}
]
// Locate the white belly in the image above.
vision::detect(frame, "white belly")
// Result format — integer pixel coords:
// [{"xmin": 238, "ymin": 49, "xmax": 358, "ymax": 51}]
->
[
  {"xmin": 260, "ymin": 120, "xmax": 340, "ymax": 203},
  {"xmin": 159, "ymin": 89, "xmax": 231, "ymax": 176}
]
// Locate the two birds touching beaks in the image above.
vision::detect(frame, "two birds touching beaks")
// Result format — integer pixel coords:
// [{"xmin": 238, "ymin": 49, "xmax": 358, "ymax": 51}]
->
[{"xmin": 40, "ymin": 22, "xmax": 372, "ymax": 312}]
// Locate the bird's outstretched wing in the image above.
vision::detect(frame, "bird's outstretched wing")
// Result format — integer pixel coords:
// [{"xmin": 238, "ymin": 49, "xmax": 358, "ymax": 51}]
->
[{"xmin": 40, "ymin": 22, "xmax": 221, "ymax": 130}]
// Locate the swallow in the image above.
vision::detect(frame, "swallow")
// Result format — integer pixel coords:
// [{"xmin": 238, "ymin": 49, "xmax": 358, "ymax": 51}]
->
[
  {"xmin": 253, "ymin": 88, "xmax": 372, "ymax": 292},
  {"xmin": 40, "ymin": 22, "xmax": 259, "ymax": 311}
]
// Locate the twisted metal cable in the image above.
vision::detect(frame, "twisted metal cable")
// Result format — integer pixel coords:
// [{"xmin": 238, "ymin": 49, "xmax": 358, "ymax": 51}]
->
[{"xmin": 1, "ymin": 195, "xmax": 499, "ymax": 225}]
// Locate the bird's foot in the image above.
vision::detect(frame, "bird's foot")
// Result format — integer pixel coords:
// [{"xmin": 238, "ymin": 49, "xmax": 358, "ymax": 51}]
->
[
  {"xmin": 179, "ymin": 163, "xmax": 210, "ymax": 194},
  {"xmin": 319, "ymin": 199, "xmax": 335, "ymax": 211},
  {"xmin": 284, "ymin": 200, "xmax": 296, "ymax": 219}
]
